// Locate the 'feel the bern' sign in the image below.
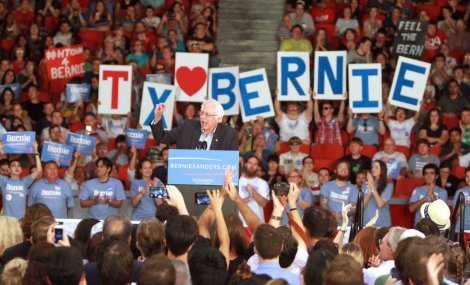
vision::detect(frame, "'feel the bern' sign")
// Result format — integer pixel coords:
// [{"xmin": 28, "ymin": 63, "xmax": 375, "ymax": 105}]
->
[{"xmin": 393, "ymin": 20, "xmax": 428, "ymax": 59}]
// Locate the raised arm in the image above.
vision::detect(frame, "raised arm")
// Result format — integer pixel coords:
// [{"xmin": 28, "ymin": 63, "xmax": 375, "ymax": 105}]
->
[
  {"xmin": 313, "ymin": 93, "xmax": 321, "ymax": 124},
  {"xmin": 128, "ymin": 147, "xmax": 137, "ymax": 172},
  {"xmin": 346, "ymin": 108, "xmax": 355, "ymax": 134},
  {"xmin": 337, "ymin": 93, "xmax": 347, "ymax": 125},
  {"xmin": 207, "ymin": 189, "xmax": 230, "ymax": 268},
  {"xmin": 31, "ymin": 142, "xmax": 42, "ymax": 180},
  {"xmin": 224, "ymin": 169, "xmax": 262, "ymax": 236},
  {"xmin": 305, "ymin": 88, "xmax": 314, "ymax": 122},
  {"xmin": 274, "ymin": 95, "xmax": 284, "ymax": 123},
  {"xmin": 66, "ymin": 151, "xmax": 81, "ymax": 178},
  {"xmin": 165, "ymin": 185, "xmax": 189, "ymax": 216}
]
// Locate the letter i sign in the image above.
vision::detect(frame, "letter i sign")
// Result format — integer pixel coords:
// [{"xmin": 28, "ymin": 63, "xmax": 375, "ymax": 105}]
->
[{"xmin": 98, "ymin": 65, "xmax": 133, "ymax": 114}]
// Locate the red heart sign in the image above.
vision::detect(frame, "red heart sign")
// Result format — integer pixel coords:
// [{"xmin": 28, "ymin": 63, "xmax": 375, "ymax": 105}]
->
[{"xmin": 176, "ymin": 66, "xmax": 207, "ymax": 97}]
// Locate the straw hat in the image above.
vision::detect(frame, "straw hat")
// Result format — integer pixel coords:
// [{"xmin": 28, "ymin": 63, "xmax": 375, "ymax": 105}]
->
[{"xmin": 420, "ymin": 200, "xmax": 450, "ymax": 230}]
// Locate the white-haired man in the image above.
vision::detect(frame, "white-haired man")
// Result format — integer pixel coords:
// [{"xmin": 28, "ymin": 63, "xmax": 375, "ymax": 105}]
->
[{"xmin": 151, "ymin": 100, "xmax": 238, "ymax": 150}]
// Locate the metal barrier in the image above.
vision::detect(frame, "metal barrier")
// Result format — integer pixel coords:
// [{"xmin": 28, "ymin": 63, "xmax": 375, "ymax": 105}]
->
[
  {"xmin": 349, "ymin": 190, "xmax": 364, "ymax": 242},
  {"xmin": 447, "ymin": 192, "xmax": 466, "ymax": 249}
]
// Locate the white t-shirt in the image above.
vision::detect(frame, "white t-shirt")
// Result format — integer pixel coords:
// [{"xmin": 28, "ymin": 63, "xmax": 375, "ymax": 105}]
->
[
  {"xmin": 387, "ymin": 118, "xmax": 416, "ymax": 147},
  {"xmin": 279, "ymin": 152, "xmax": 308, "ymax": 174},
  {"xmin": 238, "ymin": 176, "xmax": 270, "ymax": 226},
  {"xmin": 102, "ymin": 116, "xmax": 128, "ymax": 138},
  {"xmin": 278, "ymin": 112, "xmax": 310, "ymax": 142}
]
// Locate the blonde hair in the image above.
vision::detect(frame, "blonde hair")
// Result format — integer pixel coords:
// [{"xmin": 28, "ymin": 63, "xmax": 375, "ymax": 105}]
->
[
  {"xmin": 0, "ymin": 216, "xmax": 23, "ymax": 257},
  {"xmin": 1, "ymin": 258, "xmax": 27, "ymax": 285},
  {"xmin": 340, "ymin": 242, "xmax": 364, "ymax": 266}
]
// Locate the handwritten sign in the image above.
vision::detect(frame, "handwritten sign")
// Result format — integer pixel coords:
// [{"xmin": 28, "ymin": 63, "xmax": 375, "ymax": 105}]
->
[
  {"xmin": 45, "ymin": 44, "xmax": 85, "ymax": 80},
  {"xmin": 393, "ymin": 20, "xmax": 428, "ymax": 59}
]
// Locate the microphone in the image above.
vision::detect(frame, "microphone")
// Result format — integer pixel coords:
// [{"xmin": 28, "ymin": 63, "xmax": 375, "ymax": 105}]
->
[
  {"xmin": 196, "ymin": 141, "xmax": 203, "ymax": 150},
  {"xmin": 201, "ymin": 141, "xmax": 207, "ymax": 150}
]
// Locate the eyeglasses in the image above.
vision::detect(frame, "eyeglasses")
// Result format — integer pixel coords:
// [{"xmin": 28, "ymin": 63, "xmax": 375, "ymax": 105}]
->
[{"xmin": 199, "ymin": 111, "xmax": 217, "ymax": 117}]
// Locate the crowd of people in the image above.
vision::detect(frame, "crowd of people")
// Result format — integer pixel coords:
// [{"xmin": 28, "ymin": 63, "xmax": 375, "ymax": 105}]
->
[{"xmin": 0, "ymin": 0, "xmax": 469, "ymax": 284}]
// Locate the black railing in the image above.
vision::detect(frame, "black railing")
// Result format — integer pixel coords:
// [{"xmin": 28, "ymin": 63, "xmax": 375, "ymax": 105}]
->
[
  {"xmin": 448, "ymin": 192, "xmax": 465, "ymax": 249},
  {"xmin": 349, "ymin": 190, "xmax": 364, "ymax": 242}
]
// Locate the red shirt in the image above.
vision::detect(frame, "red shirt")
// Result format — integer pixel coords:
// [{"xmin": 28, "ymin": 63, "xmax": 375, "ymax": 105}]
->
[{"xmin": 311, "ymin": 7, "xmax": 336, "ymax": 24}]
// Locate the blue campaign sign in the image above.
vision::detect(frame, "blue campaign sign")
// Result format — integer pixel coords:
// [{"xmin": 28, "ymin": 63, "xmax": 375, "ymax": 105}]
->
[
  {"xmin": 125, "ymin": 128, "xmax": 148, "ymax": 149},
  {"xmin": 66, "ymin": 133, "xmax": 96, "ymax": 156},
  {"xmin": 313, "ymin": 51, "xmax": 347, "ymax": 100},
  {"xmin": 2, "ymin": 131, "xmax": 35, "ymax": 154},
  {"xmin": 389, "ymin": 56, "xmax": 430, "ymax": 111},
  {"xmin": 167, "ymin": 149, "xmax": 239, "ymax": 186},
  {"xmin": 239, "ymin": 68, "xmax": 275, "ymax": 123},
  {"xmin": 277, "ymin": 52, "xmax": 310, "ymax": 101},
  {"xmin": 209, "ymin": 66, "xmax": 240, "ymax": 116},
  {"xmin": 66, "ymin": 84, "xmax": 91, "ymax": 103},
  {"xmin": 41, "ymin": 141, "xmax": 74, "ymax": 167},
  {"xmin": 0, "ymin": 83, "xmax": 22, "ymax": 101}
]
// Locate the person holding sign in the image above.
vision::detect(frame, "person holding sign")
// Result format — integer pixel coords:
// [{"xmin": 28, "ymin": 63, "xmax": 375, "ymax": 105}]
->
[
  {"xmin": 383, "ymin": 104, "xmax": 422, "ymax": 148},
  {"xmin": 79, "ymin": 157, "xmax": 126, "ymax": 220},
  {"xmin": 128, "ymin": 147, "xmax": 164, "ymax": 221},
  {"xmin": 151, "ymin": 99, "xmax": 238, "ymax": 150},
  {"xmin": 313, "ymin": 93, "xmax": 346, "ymax": 145},
  {"xmin": 0, "ymin": 141, "xmax": 42, "ymax": 219},
  {"xmin": 274, "ymin": 89, "xmax": 313, "ymax": 144}
]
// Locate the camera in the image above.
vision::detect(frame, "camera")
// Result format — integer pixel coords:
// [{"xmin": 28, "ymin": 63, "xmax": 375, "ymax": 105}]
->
[
  {"xmin": 273, "ymin": 182, "xmax": 290, "ymax": 196},
  {"xmin": 195, "ymin": 192, "xmax": 210, "ymax": 205},
  {"xmin": 149, "ymin": 186, "xmax": 168, "ymax": 199},
  {"xmin": 54, "ymin": 225, "xmax": 64, "ymax": 243}
]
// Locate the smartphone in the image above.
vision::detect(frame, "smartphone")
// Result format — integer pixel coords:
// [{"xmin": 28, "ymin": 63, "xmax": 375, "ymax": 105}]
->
[
  {"xmin": 149, "ymin": 186, "xmax": 168, "ymax": 199},
  {"xmin": 85, "ymin": 125, "xmax": 92, "ymax": 132},
  {"xmin": 54, "ymin": 225, "xmax": 64, "ymax": 243},
  {"xmin": 195, "ymin": 192, "xmax": 210, "ymax": 205}
]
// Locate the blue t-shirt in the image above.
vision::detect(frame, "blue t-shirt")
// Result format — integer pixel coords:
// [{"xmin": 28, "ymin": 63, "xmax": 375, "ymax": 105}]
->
[
  {"xmin": 28, "ymin": 178, "xmax": 74, "ymax": 219},
  {"xmin": 79, "ymin": 178, "xmax": 126, "ymax": 220},
  {"xmin": 353, "ymin": 116, "xmax": 380, "ymax": 145},
  {"xmin": 0, "ymin": 175, "xmax": 34, "ymax": 219},
  {"xmin": 320, "ymin": 180, "xmax": 358, "ymax": 225},
  {"xmin": 130, "ymin": 178, "xmax": 164, "ymax": 221},
  {"xmin": 280, "ymin": 187, "xmax": 313, "ymax": 225},
  {"xmin": 410, "ymin": 185, "xmax": 448, "ymax": 224},
  {"xmin": 254, "ymin": 262, "xmax": 300, "ymax": 285},
  {"xmin": 453, "ymin": 188, "xmax": 470, "ymax": 231},
  {"xmin": 363, "ymin": 182, "xmax": 394, "ymax": 227}
]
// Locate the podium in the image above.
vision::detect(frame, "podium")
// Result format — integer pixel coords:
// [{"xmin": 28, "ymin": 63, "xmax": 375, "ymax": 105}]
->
[{"xmin": 167, "ymin": 149, "xmax": 239, "ymax": 216}]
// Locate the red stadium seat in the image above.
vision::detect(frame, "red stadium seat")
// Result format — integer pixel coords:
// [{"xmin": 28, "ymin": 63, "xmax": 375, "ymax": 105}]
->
[
  {"xmin": 1, "ymin": 39, "xmax": 14, "ymax": 55},
  {"xmin": 139, "ymin": 138, "xmax": 157, "ymax": 159},
  {"xmin": 311, "ymin": 143, "xmax": 344, "ymax": 161},
  {"xmin": 429, "ymin": 146, "xmax": 441, "ymax": 156},
  {"xmin": 21, "ymin": 168, "xmax": 30, "ymax": 178},
  {"xmin": 391, "ymin": 178, "xmax": 425, "ymax": 228},
  {"xmin": 58, "ymin": 168, "xmax": 66, "ymax": 179},
  {"xmin": 452, "ymin": 166, "xmax": 466, "ymax": 180},
  {"xmin": 313, "ymin": 159, "xmax": 336, "ymax": 172},
  {"xmin": 108, "ymin": 138, "xmax": 116, "ymax": 151},
  {"xmin": 300, "ymin": 143, "xmax": 311, "ymax": 155},
  {"xmin": 276, "ymin": 142, "xmax": 290, "ymax": 155},
  {"xmin": 118, "ymin": 165, "xmax": 130, "ymax": 190},
  {"xmin": 78, "ymin": 29, "xmax": 105, "ymax": 55},
  {"xmin": 442, "ymin": 117, "xmax": 460, "ymax": 130},
  {"xmin": 69, "ymin": 122, "xmax": 85, "ymax": 133},
  {"xmin": 344, "ymin": 144, "xmax": 377, "ymax": 158},
  {"xmin": 44, "ymin": 16, "xmax": 59, "ymax": 31},
  {"xmin": 417, "ymin": 4, "xmax": 442, "ymax": 20}
]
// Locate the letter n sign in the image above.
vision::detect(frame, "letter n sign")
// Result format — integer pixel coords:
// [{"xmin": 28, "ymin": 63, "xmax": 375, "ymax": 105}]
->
[{"xmin": 98, "ymin": 65, "xmax": 133, "ymax": 115}]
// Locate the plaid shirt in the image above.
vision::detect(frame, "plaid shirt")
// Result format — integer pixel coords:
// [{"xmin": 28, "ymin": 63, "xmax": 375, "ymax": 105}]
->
[{"xmin": 316, "ymin": 117, "xmax": 342, "ymax": 145}]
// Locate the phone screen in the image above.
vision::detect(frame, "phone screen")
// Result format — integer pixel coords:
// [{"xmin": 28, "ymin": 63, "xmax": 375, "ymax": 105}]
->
[
  {"xmin": 54, "ymin": 226, "xmax": 64, "ymax": 243},
  {"xmin": 195, "ymin": 192, "xmax": 210, "ymax": 205},
  {"xmin": 149, "ymin": 186, "xmax": 168, "ymax": 199}
]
